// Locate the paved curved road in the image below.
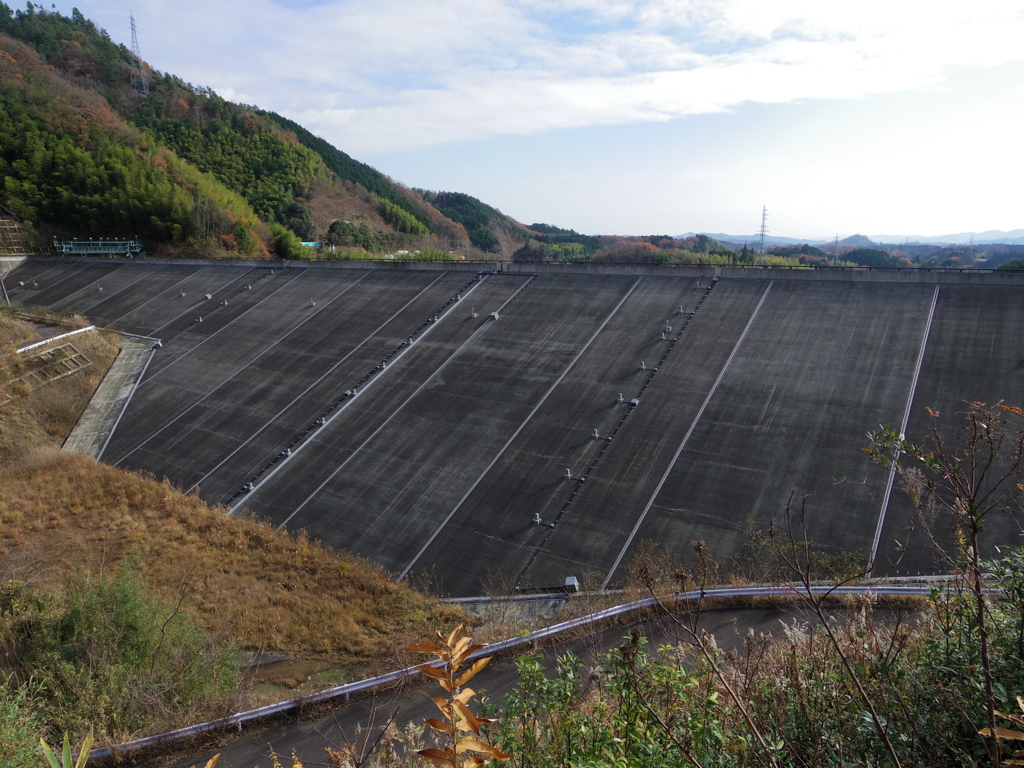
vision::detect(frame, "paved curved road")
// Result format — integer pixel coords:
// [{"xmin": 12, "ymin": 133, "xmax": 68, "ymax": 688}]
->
[{"xmin": 153, "ymin": 599, "xmax": 914, "ymax": 768}]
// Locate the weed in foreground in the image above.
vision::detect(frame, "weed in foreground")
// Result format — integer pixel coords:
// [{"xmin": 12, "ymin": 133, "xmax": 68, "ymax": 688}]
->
[
  {"xmin": 39, "ymin": 728, "xmax": 92, "ymax": 768},
  {"xmin": 409, "ymin": 625, "xmax": 510, "ymax": 768}
]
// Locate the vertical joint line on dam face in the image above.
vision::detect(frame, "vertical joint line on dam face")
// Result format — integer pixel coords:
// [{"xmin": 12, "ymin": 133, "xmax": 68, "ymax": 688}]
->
[
  {"xmin": 397, "ymin": 276, "xmax": 645, "ymax": 582},
  {"xmin": 601, "ymin": 280, "xmax": 775, "ymax": 591},
  {"xmin": 867, "ymin": 284, "xmax": 940, "ymax": 576}
]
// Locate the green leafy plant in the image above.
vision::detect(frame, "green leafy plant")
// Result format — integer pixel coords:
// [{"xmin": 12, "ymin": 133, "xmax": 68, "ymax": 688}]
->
[
  {"xmin": 39, "ymin": 728, "xmax": 92, "ymax": 768},
  {"xmin": 0, "ymin": 675, "xmax": 44, "ymax": 768},
  {"xmin": 1, "ymin": 563, "xmax": 239, "ymax": 741}
]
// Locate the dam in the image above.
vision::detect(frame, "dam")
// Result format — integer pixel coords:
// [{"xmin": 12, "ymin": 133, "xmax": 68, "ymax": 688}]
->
[{"xmin": 6, "ymin": 257, "xmax": 1022, "ymax": 595}]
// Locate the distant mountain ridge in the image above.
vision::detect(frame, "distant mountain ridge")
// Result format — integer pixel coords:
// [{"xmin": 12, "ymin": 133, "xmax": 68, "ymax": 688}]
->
[
  {"xmin": 868, "ymin": 229, "xmax": 1024, "ymax": 245},
  {"xmin": 681, "ymin": 230, "xmax": 1024, "ymax": 246}
]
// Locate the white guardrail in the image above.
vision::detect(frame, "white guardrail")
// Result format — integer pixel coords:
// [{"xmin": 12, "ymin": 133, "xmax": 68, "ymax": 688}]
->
[
  {"xmin": 87, "ymin": 582, "xmax": 940, "ymax": 762},
  {"xmin": 15, "ymin": 326, "xmax": 96, "ymax": 353}
]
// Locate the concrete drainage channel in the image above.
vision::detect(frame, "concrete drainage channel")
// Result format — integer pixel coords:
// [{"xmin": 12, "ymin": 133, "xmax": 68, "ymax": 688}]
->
[
  {"xmin": 86, "ymin": 581, "xmax": 937, "ymax": 764},
  {"xmin": 62, "ymin": 335, "xmax": 159, "ymax": 459}
]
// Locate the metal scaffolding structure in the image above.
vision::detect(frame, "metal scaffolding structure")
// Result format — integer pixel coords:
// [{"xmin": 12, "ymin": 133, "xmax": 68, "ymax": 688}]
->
[{"xmin": 53, "ymin": 237, "xmax": 144, "ymax": 256}]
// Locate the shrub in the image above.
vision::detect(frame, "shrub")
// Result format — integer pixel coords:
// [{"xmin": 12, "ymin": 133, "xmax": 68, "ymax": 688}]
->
[
  {"xmin": 484, "ymin": 545, "xmax": 1024, "ymax": 768},
  {"xmin": 1, "ymin": 564, "xmax": 239, "ymax": 742},
  {"xmin": 269, "ymin": 222, "xmax": 315, "ymax": 260},
  {"xmin": 0, "ymin": 675, "xmax": 44, "ymax": 768}
]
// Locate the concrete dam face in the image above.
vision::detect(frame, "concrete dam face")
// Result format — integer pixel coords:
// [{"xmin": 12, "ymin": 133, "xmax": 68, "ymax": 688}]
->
[{"xmin": 8, "ymin": 259, "xmax": 1024, "ymax": 595}]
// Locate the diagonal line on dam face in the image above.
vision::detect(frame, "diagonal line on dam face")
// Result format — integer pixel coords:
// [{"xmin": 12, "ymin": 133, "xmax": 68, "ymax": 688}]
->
[{"xmin": 9, "ymin": 259, "xmax": 1024, "ymax": 595}]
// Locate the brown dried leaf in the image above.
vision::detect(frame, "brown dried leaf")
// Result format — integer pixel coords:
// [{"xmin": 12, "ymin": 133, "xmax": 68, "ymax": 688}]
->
[
  {"xmin": 455, "ymin": 736, "xmax": 512, "ymax": 761},
  {"xmin": 446, "ymin": 624, "xmax": 465, "ymax": 648},
  {"xmin": 453, "ymin": 643, "xmax": 485, "ymax": 668},
  {"xmin": 425, "ymin": 718, "xmax": 455, "ymax": 735},
  {"xmin": 421, "ymin": 691, "xmax": 453, "ymax": 717},
  {"xmin": 455, "ymin": 657, "xmax": 491, "ymax": 688},
  {"xmin": 408, "ymin": 642, "xmax": 443, "ymax": 654},
  {"xmin": 451, "ymin": 636, "xmax": 473, "ymax": 663},
  {"xmin": 996, "ymin": 709, "xmax": 1024, "ymax": 727},
  {"xmin": 456, "ymin": 736, "xmax": 494, "ymax": 755},
  {"xmin": 979, "ymin": 727, "xmax": 1024, "ymax": 740},
  {"xmin": 418, "ymin": 664, "xmax": 448, "ymax": 680},
  {"xmin": 454, "ymin": 699, "xmax": 481, "ymax": 734},
  {"xmin": 419, "ymin": 671, "xmax": 456, "ymax": 696},
  {"xmin": 418, "ymin": 663, "xmax": 454, "ymax": 691},
  {"xmin": 418, "ymin": 747, "xmax": 456, "ymax": 768},
  {"xmin": 461, "ymin": 758, "xmax": 487, "ymax": 768}
]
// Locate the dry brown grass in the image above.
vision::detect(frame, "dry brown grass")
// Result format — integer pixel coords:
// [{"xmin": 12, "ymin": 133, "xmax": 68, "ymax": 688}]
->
[
  {"xmin": 0, "ymin": 456, "xmax": 461, "ymax": 660},
  {"xmin": 0, "ymin": 321, "xmax": 462, "ymax": 671},
  {"xmin": 304, "ymin": 175, "xmax": 388, "ymax": 235},
  {"xmin": 0, "ymin": 309, "xmax": 36, "ymax": 350},
  {"xmin": 0, "ymin": 325, "xmax": 119, "ymax": 463}
]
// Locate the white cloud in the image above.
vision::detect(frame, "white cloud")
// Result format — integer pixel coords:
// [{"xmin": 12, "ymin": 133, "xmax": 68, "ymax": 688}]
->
[
  {"xmin": 58, "ymin": 0, "xmax": 1024, "ymax": 156},
  {"xmin": 280, "ymin": 1, "xmax": 1024, "ymax": 152}
]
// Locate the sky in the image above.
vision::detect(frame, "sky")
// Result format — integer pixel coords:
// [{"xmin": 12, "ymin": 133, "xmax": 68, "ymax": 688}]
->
[{"xmin": 49, "ymin": 0, "xmax": 1024, "ymax": 239}]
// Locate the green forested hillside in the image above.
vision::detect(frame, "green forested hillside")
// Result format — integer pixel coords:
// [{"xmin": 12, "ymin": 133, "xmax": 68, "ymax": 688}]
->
[
  {"xmin": 0, "ymin": 3, "xmax": 499, "ymax": 259},
  {"xmin": 0, "ymin": 27, "xmax": 271, "ymax": 255},
  {"xmin": 0, "ymin": 3, "xmax": 132, "ymax": 109},
  {"xmin": 0, "ymin": 2, "xmax": 755, "ymax": 265},
  {"xmin": 133, "ymin": 112, "xmax": 322, "ymax": 236},
  {"xmin": 420, "ymin": 190, "xmax": 529, "ymax": 253},
  {"xmin": 266, "ymin": 111, "xmax": 438, "ymax": 233}
]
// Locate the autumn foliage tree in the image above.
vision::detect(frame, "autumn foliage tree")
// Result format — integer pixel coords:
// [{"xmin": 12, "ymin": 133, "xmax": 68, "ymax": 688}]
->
[{"xmin": 409, "ymin": 626, "xmax": 511, "ymax": 768}]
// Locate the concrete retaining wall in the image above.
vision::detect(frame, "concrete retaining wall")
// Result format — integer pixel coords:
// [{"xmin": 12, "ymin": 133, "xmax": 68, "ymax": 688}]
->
[
  {"xmin": 63, "ymin": 336, "xmax": 156, "ymax": 458},
  {"xmin": 0, "ymin": 255, "xmax": 26, "ymax": 275}
]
